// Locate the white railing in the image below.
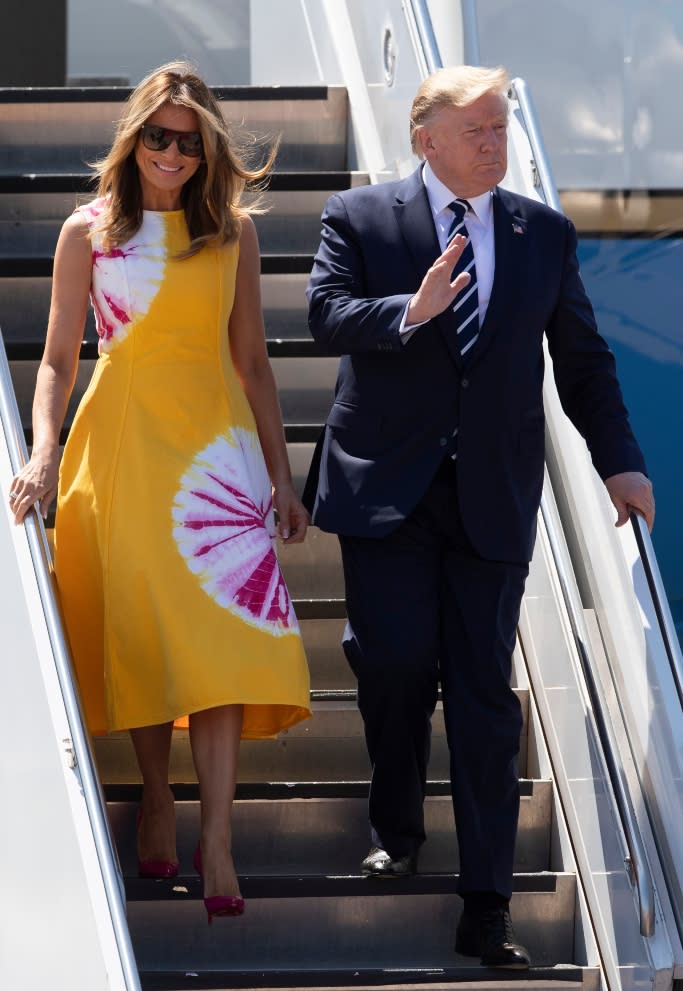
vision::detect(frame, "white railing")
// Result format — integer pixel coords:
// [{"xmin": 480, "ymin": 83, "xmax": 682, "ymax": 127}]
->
[{"xmin": 0, "ymin": 334, "xmax": 140, "ymax": 991}]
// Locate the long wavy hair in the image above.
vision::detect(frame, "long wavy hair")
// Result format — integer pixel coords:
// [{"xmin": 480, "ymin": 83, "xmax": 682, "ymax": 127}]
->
[{"xmin": 91, "ymin": 60, "xmax": 277, "ymax": 255}]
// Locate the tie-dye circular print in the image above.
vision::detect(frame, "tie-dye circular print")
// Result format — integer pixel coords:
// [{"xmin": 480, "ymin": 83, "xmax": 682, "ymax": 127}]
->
[
  {"xmin": 172, "ymin": 427, "xmax": 298, "ymax": 634},
  {"xmin": 80, "ymin": 200, "xmax": 165, "ymax": 353}
]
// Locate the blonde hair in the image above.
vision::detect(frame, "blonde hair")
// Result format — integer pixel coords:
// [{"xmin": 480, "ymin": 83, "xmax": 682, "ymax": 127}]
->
[
  {"xmin": 410, "ymin": 65, "xmax": 510, "ymax": 157},
  {"xmin": 91, "ymin": 60, "xmax": 277, "ymax": 255}
]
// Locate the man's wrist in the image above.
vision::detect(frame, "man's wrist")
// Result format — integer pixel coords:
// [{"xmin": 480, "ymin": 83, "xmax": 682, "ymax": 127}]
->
[{"xmin": 407, "ymin": 295, "xmax": 424, "ymax": 325}]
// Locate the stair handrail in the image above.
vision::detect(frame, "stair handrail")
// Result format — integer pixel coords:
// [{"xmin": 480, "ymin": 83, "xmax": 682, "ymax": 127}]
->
[
  {"xmin": 0, "ymin": 332, "xmax": 141, "ymax": 990},
  {"xmin": 508, "ymin": 77, "xmax": 561, "ymax": 211},
  {"xmin": 405, "ymin": 0, "xmax": 442, "ymax": 74},
  {"xmin": 406, "ymin": 0, "xmax": 481, "ymax": 70},
  {"xmin": 510, "ymin": 75, "xmax": 655, "ymax": 938},
  {"xmin": 631, "ymin": 514, "xmax": 683, "ymax": 711},
  {"xmin": 541, "ymin": 492, "xmax": 656, "ymax": 937}
]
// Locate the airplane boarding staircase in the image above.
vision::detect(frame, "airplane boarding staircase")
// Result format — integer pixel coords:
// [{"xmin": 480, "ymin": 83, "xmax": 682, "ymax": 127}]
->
[{"xmin": 1, "ymin": 3, "xmax": 683, "ymax": 990}]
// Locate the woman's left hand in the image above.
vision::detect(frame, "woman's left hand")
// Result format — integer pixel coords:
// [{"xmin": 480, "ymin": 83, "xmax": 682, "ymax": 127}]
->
[{"xmin": 273, "ymin": 481, "xmax": 309, "ymax": 544}]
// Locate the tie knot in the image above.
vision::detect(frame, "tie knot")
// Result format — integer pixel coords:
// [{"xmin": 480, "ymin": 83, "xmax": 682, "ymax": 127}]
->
[{"xmin": 448, "ymin": 199, "xmax": 471, "ymax": 221}]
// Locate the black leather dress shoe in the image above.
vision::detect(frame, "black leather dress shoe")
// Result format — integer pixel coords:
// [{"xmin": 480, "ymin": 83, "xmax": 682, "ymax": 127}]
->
[
  {"xmin": 455, "ymin": 908, "xmax": 531, "ymax": 968},
  {"xmin": 361, "ymin": 846, "xmax": 417, "ymax": 877}
]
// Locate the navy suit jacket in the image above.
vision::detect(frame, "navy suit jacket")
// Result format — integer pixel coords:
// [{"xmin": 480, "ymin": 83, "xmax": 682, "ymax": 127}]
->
[{"xmin": 303, "ymin": 168, "xmax": 646, "ymax": 563}]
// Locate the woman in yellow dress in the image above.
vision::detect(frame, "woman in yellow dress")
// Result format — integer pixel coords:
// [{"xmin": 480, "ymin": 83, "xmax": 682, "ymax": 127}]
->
[{"xmin": 9, "ymin": 61, "xmax": 311, "ymax": 921}]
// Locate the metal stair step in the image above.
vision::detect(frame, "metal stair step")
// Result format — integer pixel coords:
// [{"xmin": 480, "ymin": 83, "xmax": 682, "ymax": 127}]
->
[
  {"xmin": 21, "ymin": 421, "xmax": 324, "ymax": 447},
  {"xmin": 0, "ymin": 272, "xmax": 312, "ymax": 343},
  {"xmin": 8, "ymin": 360, "xmax": 330, "ymax": 466},
  {"xmin": 0, "ymin": 252, "xmax": 315, "ymax": 275},
  {"xmin": 1, "ymin": 210, "xmax": 326, "ymax": 254},
  {"xmin": 93, "ymin": 690, "xmax": 530, "ymax": 784},
  {"xmin": 5, "ymin": 343, "xmax": 332, "ymax": 408},
  {"xmin": 108, "ymin": 779, "xmax": 552, "ymax": 876},
  {"xmin": 0, "ymin": 203, "xmax": 336, "ymax": 258},
  {"xmin": 260, "ymin": 271, "xmax": 315, "ymax": 337},
  {"xmin": 124, "ymin": 873, "xmax": 577, "ymax": 972},
  {"xmin": 270, "ymin": 355, "xmax": 336, "ymax": 424},
  {"xmin": 137, "ymin": 965, "xmax": 600, "ymax": 991},
  {"xmin": 0, "ymin": 352, "xmax": 325, "ymax": 431},
  {"xmin": 293, "ymin": 614, "xmax": 353, "ymax": 688},
  {"xmin": 277, "ymin": 526, "xmax": 345, "ymax": 599},
  {"xmin": 3, "ymin": 340, "xmax": 327, "ymax": 360},
  {"xmin": 293, "ymin": 599, "xmax": 348, "ymax": 621},
  {"xmin": 0, "ymin": 173, "xmax": 369, "ymax": 256},
  {"xmin": 0, "ymin": 85, "xmax": 350, "ymax": 172},
  {"xmin": 19, "ymin": 421, "xmax": 321, "ymax": 451},
  {"xmin": 0, "ymin": 84, "xmax": 337, "ymax": 104},
  {"xmin": 0, "ymin": 169, "xmax": 364, "ymax": 195}
]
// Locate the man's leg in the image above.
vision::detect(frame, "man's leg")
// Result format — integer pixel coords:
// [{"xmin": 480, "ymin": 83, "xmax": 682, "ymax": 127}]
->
[
  {"xmin": 339, "ymin": 519, "xmax": 441, "ymax": 862},
  {"xmin": 439, "ymin": 549, "xmax": 527, "ymax": 899},
  {"xmin": 438, "ymin": 533, "xmax": 530, "ymax": 966},
  {"xmin": 425, "ymin": 456, "xmax": 529, "ymax": 965}
]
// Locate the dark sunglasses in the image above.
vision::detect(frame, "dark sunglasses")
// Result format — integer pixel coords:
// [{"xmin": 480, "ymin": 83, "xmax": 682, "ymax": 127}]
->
[{"xmin": 140, "ymin": 123, "xmax": 203, "ymax": 158}]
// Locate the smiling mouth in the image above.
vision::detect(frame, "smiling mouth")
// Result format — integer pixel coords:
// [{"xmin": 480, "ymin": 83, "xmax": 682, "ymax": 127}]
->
[{"xmin": 154, "ymin": 162, "xmax": 183, "ymax": 174}]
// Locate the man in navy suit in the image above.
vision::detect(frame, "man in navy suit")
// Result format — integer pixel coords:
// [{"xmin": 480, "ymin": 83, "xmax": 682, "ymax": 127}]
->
[{"xmin": 303, "ymin": 65, "xmax": 654, "ymax": 968}]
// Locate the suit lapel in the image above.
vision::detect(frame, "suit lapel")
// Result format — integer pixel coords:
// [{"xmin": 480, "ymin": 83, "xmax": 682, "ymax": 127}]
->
[
  {"xmin": 394, "ymin": 171, "xmax": 441, "ymax": 284},
  {"xmin": 464, "ymin": 188, "xmax": 525, "ymax": 367},
  {"xmin": 394, "ymin": 170, "xmax": 465, "ymax": 366}
]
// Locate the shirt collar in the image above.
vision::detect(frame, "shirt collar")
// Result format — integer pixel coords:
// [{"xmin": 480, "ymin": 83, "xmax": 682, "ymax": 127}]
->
[{"xmin": 421, "ymin": 161, "xmax": 493, "ymax": 226}]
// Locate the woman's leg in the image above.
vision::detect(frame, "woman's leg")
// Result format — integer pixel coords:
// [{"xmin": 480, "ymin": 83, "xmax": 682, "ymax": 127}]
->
[
  {"xmin": 130, "ymin": 721, "xmax": 177, "ymax": 863},
  {"xmin": 189, "ymin": 704, "xmax": 243, "ymax": 899}
]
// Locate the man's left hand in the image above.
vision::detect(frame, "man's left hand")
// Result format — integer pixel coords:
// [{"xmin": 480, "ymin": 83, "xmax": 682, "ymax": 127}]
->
[{"xmin": 604, "ymin": 471, "xmax": 655, "ymax": 531}]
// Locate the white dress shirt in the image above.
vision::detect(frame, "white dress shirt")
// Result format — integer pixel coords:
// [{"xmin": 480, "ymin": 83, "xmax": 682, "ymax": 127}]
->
[{"xmin": 400, "ymin": 161, "xmax": 496, "ymax": 340}]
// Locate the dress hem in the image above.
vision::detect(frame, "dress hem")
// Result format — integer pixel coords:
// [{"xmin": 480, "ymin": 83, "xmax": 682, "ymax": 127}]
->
[{"xmin": 92, "ymin": 700, "xmax": 312, "ymax": 739}]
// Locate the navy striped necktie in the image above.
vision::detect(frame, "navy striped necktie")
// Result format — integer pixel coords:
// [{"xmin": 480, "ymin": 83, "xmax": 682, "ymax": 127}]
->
[{"xmin": 447, "ymin": 199, "xmax": 479, "ymax": 357}]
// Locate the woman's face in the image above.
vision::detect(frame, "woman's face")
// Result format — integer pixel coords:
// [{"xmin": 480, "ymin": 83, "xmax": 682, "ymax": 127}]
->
[{"xmin": 135, "ymin": 102, "xmax": 203, "ymax": 210}]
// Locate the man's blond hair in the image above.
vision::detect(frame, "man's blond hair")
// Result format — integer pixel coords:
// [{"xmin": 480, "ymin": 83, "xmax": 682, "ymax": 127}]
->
[{"xmin": 410, "ymin": 65, "xmax": 510, "ymax": 157}]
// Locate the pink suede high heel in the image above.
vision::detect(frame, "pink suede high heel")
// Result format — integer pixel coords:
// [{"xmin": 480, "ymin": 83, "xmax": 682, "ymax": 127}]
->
[
  {"xmin": 136, "ymin": 808, "xmax": 179, "ymax": 879},
  {"xmin": 193, "ymin": 843, "xmax": 245, "ymax": 922}
]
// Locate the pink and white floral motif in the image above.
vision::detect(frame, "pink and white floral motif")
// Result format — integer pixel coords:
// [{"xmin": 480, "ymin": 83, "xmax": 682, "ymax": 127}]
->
[
  {"xmin": 79, "ymin": 199, "xmax": 166, "ymax": 353},
  {"xmin": 172, "ymin": 427, "xmax": 299, "ymax": 635}
]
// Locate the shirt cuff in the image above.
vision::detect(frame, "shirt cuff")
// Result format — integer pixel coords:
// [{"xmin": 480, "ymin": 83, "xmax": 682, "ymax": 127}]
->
[{"xmin": 399, "ymin": 300, "xmax": 427, "ymax": 344}]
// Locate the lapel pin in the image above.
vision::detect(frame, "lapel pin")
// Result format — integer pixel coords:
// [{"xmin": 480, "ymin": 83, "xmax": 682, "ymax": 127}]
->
[{"xmin": 512, "ymin": 221, "xmax": 525, "ymax": 235}]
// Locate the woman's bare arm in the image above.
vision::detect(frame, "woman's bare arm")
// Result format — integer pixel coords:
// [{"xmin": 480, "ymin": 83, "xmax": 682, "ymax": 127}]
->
[
  {"xmin": 228, "ymin": 215, "xmax": 308, "ymax": 544},
  {"xmin": 9, "ymin": 211, "xmax": 92, "ymax": 523}
]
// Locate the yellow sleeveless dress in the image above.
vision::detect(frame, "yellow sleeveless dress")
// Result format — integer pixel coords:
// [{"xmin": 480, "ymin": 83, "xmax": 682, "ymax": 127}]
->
[{"xmin": 53, "ymin": 199, "xmax": 311, "ymax": 737}]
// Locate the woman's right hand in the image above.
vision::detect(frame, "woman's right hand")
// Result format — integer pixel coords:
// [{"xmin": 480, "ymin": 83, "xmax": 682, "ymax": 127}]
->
[
  {"xmin": 8, "ymin": 210, "xmax": 93, "ymax": 526},
  {"xmin": 8, "ymin": 448, "xmax": 60, "ymax": 524}
]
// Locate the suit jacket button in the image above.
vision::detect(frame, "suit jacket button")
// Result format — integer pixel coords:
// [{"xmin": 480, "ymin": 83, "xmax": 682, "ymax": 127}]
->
[
  {"xmin": 461, "ymin": 377, "xmax": 470, "ymax": 388},
  {"xmin": 439, "ymin": 437, "xmax": 447, "ymax": 447}
]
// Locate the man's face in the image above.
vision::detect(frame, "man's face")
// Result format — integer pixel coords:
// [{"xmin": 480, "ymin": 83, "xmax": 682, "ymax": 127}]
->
[{"xmin": 420, "ymin": 91, "xmax": 508, "ymax": 197}]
